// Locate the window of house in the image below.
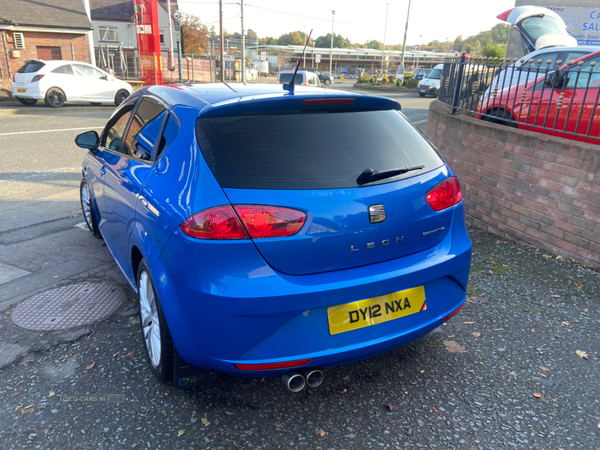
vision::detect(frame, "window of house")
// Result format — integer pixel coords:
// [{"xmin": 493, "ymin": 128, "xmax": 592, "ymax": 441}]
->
[
  {"xmin": 99, "ymin": 26, "xmax": 118, "ymax": 41},
  {"xmin": 160, "ymin": 30, "xmax": 165, "ymax": 45}
]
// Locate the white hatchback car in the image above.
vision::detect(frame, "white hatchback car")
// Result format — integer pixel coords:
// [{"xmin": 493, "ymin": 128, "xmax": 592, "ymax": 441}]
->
[{"xmin": 12, "ymin": 59, "xmax": 133, "ymax": 107}]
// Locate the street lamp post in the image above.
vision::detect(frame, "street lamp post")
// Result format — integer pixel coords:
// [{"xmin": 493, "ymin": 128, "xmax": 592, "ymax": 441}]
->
[
  {"xmin": 381, "ymin": 3, "xmax": 389, "ymax": 75},
  {"xmin": 329, "ymin": 10, "xmax": 335, "ymax": 76},
  {"xmin": 399, "ymin": 0, "xmax": 411, "ymax": 81}
]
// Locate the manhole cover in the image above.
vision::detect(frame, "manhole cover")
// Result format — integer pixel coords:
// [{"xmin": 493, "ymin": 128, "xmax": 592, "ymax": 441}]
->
[{"xmin": 12, "ymin": 283, "xmax": 126, "ymax": 331}]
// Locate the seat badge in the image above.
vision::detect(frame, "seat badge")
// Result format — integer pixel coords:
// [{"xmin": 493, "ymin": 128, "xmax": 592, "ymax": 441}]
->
[{"xmin": 368, "ymin": 204, "xmax": 386, "ymax": 223}]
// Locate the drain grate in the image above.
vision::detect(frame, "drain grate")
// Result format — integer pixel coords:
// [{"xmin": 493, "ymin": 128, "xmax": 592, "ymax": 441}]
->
[{"xmin": 12, "ymin": 283, "xmax": 126, "ymax": 331}]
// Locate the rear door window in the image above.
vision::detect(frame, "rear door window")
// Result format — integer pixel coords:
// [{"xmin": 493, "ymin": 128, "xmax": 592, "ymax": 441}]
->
[
  {"xmin": 196, "ymin": 110, "xmax": 443, "ymax": 190},
  {"xmin": 122, "ymin": 97, "xmax": 167, "ymax": 161},
  {"xmin": 52, "ymin": 65, "xmax": 74, "ymax": 75}
]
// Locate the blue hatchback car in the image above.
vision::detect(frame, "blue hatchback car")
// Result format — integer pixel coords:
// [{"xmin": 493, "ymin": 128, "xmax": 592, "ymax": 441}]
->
[{"xmin": 76, "ymin": 83, "xmax": 471, "ymax": 390}]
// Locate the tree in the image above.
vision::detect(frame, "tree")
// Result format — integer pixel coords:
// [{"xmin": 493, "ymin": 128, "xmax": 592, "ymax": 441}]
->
[
  {"xmin": 453, "ymin": 35, "xmax": 463, "ymax": 52},
  {"xmin": 247, "ymin": 29, "xmax": 257, "ymax": 39},
  {"xmin": 491, "ymin": 23, "xmax": 510, "ymax": 44},
  {"xmin": 482, "ymin": 43, "xmax": 506, "ymax": 58},
  {"xmin": 277, "ymin": 31, "xmax": 304, "ymax": 45},
  {"xmin": 315, "ymin": 33, "xmax": 352, "ymax": 49},
  {"xmin": 364, "ymin": 40, "xmax": 383, "ymax": 50},
  {"xmin": 181, "ymin": 13, "xmax": 208, "ymax": 54}
]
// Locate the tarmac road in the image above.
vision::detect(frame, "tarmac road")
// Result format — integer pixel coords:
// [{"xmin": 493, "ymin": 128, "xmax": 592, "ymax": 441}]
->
[{"xmin": 0, "ymin": 94, "xmax": 598, "ymax": 449}]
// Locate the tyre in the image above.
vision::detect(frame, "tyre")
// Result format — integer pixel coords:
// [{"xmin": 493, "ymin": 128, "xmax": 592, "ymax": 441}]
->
[
  {"xmin": 324, "ymin": 79, "xmax": 331, "ymax": 86},
  {"xmin": 418, "ymin": 92, "xmax": 426, "ymax": 97},
  {"xmin": 17, "ymin": 98, "xmax": 37, "ymax": 106},
  {"xmin": 89, "ymin": 102, "xmax": 102, "ymax": 106},
  {"xmin": 44, "ymin": 87, "xmax": 66, "ymax": 107},
  {"xmin": 79, "ymin": 178, "xmax": 102, "ymax": 239},
  {"xmin": 114, "ymin": 89, "xmax": 130, "ymax": 106},
  {"xmin": 484, "ymin": 108, "xmax": 517, "ymax": 129},
  {"xmin": 433, "ymin": 89, "xmax": 439, "ymax": 98},
  {"xmin": 137, "ymin": 259, "xmax": 174, "ymax": 383}
]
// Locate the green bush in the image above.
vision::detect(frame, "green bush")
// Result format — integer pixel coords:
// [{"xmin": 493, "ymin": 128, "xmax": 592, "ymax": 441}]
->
[
  {"xmin": 403, "ymin": 78, "xmax": 419, "ymax": 88},
  {"xmin": 396, "ymin": 79, "xmax": 400, "ymax": 87},
  {"xmin": 370, "ymin": 77, "xmax": 376, "ymax": 83},
  {"xmin": 382, "ymin": 76, "xmax": 389, "ymax": 84},
  {"xmin": 360, "ymin": 73, "xmax": 369, "ymax": 83}
]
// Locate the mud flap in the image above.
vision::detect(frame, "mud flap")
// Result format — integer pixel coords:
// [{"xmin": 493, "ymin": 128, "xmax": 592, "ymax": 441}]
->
[{"xmin": 173, "ymin": 347, "xmax": 218, "ymax": 388}]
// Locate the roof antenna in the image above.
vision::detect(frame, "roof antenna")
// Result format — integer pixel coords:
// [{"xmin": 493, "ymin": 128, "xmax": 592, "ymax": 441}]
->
[{"xmin": 283, "ymin": 28, "xmax": 313, "ymax": 92}]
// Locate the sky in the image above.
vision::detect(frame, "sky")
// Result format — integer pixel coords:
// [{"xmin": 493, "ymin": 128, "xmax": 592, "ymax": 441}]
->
[{"xmin": 178, "ymin": 0, "xmax": 518, "ymax": 46}]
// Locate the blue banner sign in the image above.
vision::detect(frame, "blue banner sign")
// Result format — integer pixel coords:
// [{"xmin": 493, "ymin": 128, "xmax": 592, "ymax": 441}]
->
[{"xmin": 548, "ymin": 6, "xmax": 600, "ymax": 45}]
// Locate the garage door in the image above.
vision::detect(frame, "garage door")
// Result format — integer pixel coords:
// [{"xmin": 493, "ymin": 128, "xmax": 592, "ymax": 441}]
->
[{"xmin": 37, "ymin": 46, "xmax": 62, "ymax": 60}]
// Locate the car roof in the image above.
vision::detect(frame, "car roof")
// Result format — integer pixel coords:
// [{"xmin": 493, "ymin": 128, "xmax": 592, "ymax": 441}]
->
[
  {"xmin": 137, "ymin": 83, "xmax": 401, "ymax": 117},
  {"xmin": 23, "ymin": 59, "xmax": 104, "ymax": 71}
]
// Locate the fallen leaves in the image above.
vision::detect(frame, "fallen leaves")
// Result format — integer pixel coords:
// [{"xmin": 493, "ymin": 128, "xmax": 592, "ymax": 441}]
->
[
  {"xmin": 48, "ymin": 391, "xmax": 55, "ymax": 398},
  {"xmin": 85, "ymin": 363, "xmax": 95, "ymax": 371},
  {"xmin": 443, "ymin": 340, "xmax": 467, "ymax": 353},
  {"xmin": 113, "ymin": 352, "xmax": 120, "ymax": 358},
  {"xmin": 21, "ymin": 404, "xmax": 34, "ymax": 415},
  {"xmin": 472, "ymin": 332, "xmax": 481, "ymax": 338},
  {"xmin": 178, "ymin": 429, "xmax": 185, "ymax": 437},
  {"xmin": 384, "ymin": 403, "xmax": 393, "ymax": 411},
  {"xmin": 561, "ymin": 321, "xmax": 573, "ymax": 329},
  {"xmin": 575, "ymin": 350, "xmax": 589, "ymax": 360},
  {"xmin": 533, "ymin": 393, "xmax": 542, "ymax": 398},
  {"xmin": 201, "ymin": 418, "xmax": 210, "ymax": 427},
  {"xmin": 126, "ymin": 351, "xmax": 134, "ymax": 358},
  {"xmin": 316, "ymin": 429, "xmax": 326, "ymax": 437}
]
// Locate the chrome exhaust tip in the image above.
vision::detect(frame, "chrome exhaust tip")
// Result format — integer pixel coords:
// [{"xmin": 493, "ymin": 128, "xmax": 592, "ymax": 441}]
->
[
  {"xmin": 282, "ymin": 372, "xmax": 306, "ymax": 392},
  {"xmin": 304, "ymin": 369, "xmax": 324, "ymax": 388}
]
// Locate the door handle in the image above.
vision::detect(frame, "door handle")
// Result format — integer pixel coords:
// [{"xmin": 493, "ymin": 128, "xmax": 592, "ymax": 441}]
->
[{"xmin": 100, "ymin": 166, "xmax": 106, "ymax": 176}]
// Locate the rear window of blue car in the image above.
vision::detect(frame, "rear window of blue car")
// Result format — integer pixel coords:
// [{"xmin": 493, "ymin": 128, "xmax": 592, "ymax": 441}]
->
[{"xmin": 196, "ymin": 110, "xmax": 444, "ymax": 189}]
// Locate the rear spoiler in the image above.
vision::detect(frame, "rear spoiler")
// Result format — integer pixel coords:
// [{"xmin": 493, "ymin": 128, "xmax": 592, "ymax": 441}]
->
[{"xmin": 198, "ymin": 94, "xmax": 401, "ymax": 118}]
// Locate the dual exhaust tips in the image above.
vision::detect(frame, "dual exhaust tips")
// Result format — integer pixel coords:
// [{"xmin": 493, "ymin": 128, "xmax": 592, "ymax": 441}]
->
[{"xmin": 282, "ymin": 369, "xmax": 324, "ymax": 392}]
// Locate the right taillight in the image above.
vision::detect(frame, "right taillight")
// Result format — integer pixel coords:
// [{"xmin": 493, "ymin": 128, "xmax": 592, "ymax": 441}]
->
[
  {"xmin": 426, "ymin": 177, "xmax": 463, "ymax": 211},
  {"xmin": 180, "ymin": 205, "xmax": 306, "ymax": 240},
  {"xmin": 31, "ymin": 74, "xmax": 45, "ymax": 83}
]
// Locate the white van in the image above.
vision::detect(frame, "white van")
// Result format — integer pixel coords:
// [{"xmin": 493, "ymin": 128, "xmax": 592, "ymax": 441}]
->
[
  {"xmin": 278, "ymin": 70, "xmax": 322, "ymax": 87},
  {"xmin": 417, "ymin": 64, "xmax": 443, "ymax": 98}
]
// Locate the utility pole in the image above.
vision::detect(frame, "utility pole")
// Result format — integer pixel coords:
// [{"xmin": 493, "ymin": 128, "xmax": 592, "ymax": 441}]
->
[
  {"xmin": 381, "ymin": 3, "xmax": 389, "ymax": 75},
  {"xmin": 241, "ymin": 0, "xmax": 245, "ymax": 83},
  {"xmin": 219, "ymin": 0, "xmax": 224, "ymax": 82},
  {"xmin": 399, "ymin": 0, "xmax": 411, "ymax": 81},
  {"xmin": 329, "ymin": 10, "xmax": 335, "ymax": 76}
]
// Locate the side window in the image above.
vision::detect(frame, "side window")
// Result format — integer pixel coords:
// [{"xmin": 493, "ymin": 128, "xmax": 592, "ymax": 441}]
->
[
  {"xmin": 73, "ymin": 64, "xmax": 105, "ymax": 79},
  {"xmin": 563, "ymin": 52, "xmax": 587, "ymax": 65},
  {"xmin": 155, "ymin": 113, "xmax": 180, "ymax": 159},
  {"xmin": 101, "ymin": 99, "xmax": 137, "ymax": 152},
  {"xmin": 122, "ymin": 97, "xmax": 167, "ymax": 161},
  {"xmin": 52, "ymin": 65, "xmax": 74, "ymax": 75},
  {"xmin": 565, "ymin": 56, "xmax": 600, "ymax": 89}
]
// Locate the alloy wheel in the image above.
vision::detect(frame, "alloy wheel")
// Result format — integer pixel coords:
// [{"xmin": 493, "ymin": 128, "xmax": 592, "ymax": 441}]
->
[
  {"xmin": 47, "ymin": 89, "xmax": 64, "ymax": 106},
  {"xmin": 139, "ymin": 271, "xmax": 161, "ymax": 368},
  {"xmin": 80, "ymin": 183, "xmax": 92, "ymax": 230}
]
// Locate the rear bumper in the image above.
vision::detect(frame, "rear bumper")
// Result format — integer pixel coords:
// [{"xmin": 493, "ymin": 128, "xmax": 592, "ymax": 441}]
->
[
  {"xmin": 11, "ymin": 85, "xmax": 44, "ymax": 100},
  {"xmin": 153, "ymin": 204, "xmax": 472, "ymax": 377}
]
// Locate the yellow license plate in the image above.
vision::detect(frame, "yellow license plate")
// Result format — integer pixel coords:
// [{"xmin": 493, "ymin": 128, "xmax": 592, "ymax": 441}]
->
[
  {"xmin": 17, "ymin": 88, "xmax": 26, "ymax": 93},
  {"xmin": 327, "ymin": 286, "xmax": 426, "ymax": 335}
]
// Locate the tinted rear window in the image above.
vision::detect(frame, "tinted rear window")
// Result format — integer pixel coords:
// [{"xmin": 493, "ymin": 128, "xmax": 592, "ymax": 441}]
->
[
  {"xmin": 196, "ymin": 110, "xmax": 444, "ymax": 189},
  {"xmin": 279, "ymin": 73, "xmax": 305, "ymax": 84},
  {"xmin": 18, "ymin": 62, "xmax": 45, "ymax": 73}
]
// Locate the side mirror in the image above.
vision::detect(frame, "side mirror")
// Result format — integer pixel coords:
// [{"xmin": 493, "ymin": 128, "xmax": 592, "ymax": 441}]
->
[
  {"xmin": 545, "ymin": 70, "xmax": 565, "ymax": 89},
  {"xmin": 545, "ymin": 71, "xmax": 556, "ymax": 87},
  {"xmin": 75, "ymin": 130, "xmax": 99, "ymax": 150}
]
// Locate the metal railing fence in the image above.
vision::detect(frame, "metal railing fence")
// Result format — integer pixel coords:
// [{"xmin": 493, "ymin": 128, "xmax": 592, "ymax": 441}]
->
[{"xmin": 438, "ymin": 54, "xmax": 600, "ymax": 143}]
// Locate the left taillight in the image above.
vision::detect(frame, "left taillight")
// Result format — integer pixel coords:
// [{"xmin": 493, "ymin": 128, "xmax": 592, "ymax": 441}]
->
[
  {"xmin": 426, "ymin": 177, "xmax": 463, "ymax": 211},
  {"xmin": 31, "ymin": 74, "xmax": 45, "ymax": 83},
  {"xmin": 180, "ymin": 205, "xmax": 306, "ymax": 240},
  {"xmin": 234, "ymin": 205, "xmax": 306, "ymax": 238},
  {"xmin": 180, "ymin": 205, "xmax": 248, "ymax": 240}
]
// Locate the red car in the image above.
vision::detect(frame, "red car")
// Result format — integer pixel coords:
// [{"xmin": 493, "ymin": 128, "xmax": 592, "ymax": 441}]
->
[{"xmin": 476, "ymin": 50, "xmax": 600, "ymax": 145}]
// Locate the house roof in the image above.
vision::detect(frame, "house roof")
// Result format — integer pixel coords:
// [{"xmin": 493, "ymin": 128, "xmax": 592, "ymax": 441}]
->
[
  {"xmin": 90, "ymin": 0, "xmax": 133, "ymax": 21},
  {"xmin": 91, "ymin": 0, "xmax": 175, "ymax": 21},
  {"xmin": 1, "ymin": 0, "xmax": 92, "ymax": 30}
]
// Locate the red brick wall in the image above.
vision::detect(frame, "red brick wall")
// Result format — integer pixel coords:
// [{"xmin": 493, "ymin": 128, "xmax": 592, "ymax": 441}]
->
[
  {"xmin": 1, "ymin": 30, "xmax": 90, "ymax": 77},
  {"xmin": 427, "ymin": 101, "xmax": 600, "ymax": 269}
]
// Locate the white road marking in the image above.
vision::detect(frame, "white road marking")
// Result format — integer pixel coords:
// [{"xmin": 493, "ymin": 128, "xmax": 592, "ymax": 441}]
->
[{"xmin": 0, "ymin": 126, "xmax": 104, "ymax": 137}]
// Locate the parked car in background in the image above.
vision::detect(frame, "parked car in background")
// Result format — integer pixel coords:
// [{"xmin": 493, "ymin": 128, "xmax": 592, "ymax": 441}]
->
[
  {"xmin": 75, "ymin": 83, "xmax": 471, "ymax": 390},
  {"xmin": 300, "ymin": 68, "xmax": 333, "ymax": 85},
  {"xmin": 418, "ymin": 64, "xmax": 443, "ymax": 97},
  {"xmin": 413, "ymin": 68, "xmax": 432, "ymax": 80},
  {"xmin": 476, "ymin": 50, "xmax": 600, "ymax": 145},
  {"xmin": 278, "ymin": 70, "xmax": 322, "ymax": 86},
  {"xmin": 11, "ymin": 59, "xmax": 133, "ymax": 107},
  {"xmin": 485, "ymin": 45, "xmax": 599, "ymax": 95}
]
